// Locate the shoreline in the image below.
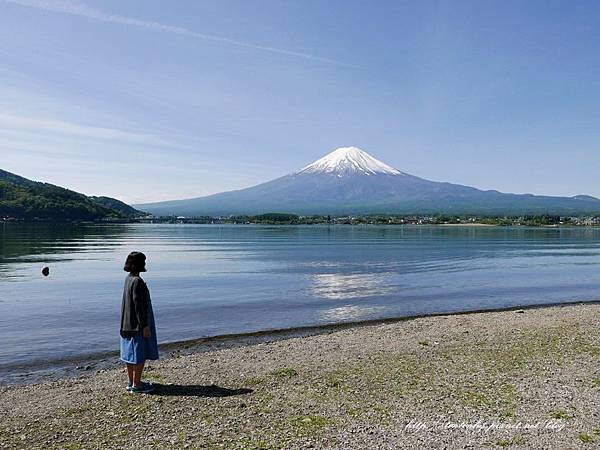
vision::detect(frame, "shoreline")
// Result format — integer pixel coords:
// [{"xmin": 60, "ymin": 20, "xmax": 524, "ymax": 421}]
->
[
  {"xmin": 1, "ymin": 301, "xmax": 599, "ymax": 449},
  {"xmin": 3, "ymin": 220, "xmax": 600, "ymax": 228},
  {"xmin": 2, "ymin": 298, "xmax": 599, "ymax": 386}
]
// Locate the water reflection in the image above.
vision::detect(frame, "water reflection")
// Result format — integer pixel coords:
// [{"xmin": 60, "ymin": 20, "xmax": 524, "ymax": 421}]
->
[
  {"xmin": 0, "ymin": 223, "xmax": 130, "ymax": 280},
  {"xmin": 310, "ymin": 272, "xmax": 396, "ymax": 299},
  {"xmin": 0, "ymin": 223, "xmax": 130, "ymax": 260},
  {"xmin": 321, "ymin": 305, "xmax": 388, "ymax": 321}
]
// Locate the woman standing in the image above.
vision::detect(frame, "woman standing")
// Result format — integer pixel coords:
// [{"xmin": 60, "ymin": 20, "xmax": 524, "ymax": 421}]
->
[{"xmin": 120, "ymin": 251, "xmax": 159, "ymax": 393}]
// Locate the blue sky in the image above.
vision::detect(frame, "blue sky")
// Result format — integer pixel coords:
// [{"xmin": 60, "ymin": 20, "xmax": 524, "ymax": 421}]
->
[{"xmin": 1, "ymin": 0, "xmax": 599, "ymax": 203}]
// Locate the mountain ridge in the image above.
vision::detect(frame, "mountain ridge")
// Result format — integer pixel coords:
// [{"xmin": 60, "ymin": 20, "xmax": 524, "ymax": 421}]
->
[
  {"xmin": 136, "ymin": 147, "xmax": 600, "ymax": 217},
  {"xmin": 0, "ymin": 168, "xmax": 145, "ymax": 221}
]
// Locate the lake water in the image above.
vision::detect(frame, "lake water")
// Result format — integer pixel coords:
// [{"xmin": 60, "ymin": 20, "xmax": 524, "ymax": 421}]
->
[{"xmin": 1, "ymin": 223, "xmax": 599, "ymax": 376}]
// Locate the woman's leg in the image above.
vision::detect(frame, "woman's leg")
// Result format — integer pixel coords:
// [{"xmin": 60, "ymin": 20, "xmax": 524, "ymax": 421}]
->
[
  {"xmin": 133, "ymin": 361, "xmax": 145, "ymax": 387},
  {"xmin": 126, "ymin": 364, "xmax": 134, "ymax": 385}
]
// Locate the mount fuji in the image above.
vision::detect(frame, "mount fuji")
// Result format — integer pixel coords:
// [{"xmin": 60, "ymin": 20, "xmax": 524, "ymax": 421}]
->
[{"xmin": 137, "ymin": 147, "xmax": 600, "ymax": 216}]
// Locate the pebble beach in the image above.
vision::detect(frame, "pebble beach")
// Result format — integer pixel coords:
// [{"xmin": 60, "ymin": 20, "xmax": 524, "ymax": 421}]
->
[{"xmin": 1, "ymin": 302, "xmax": 599, "ymax": 449}]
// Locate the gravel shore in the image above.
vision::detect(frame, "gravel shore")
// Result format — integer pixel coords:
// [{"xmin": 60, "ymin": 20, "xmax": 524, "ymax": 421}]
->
[{"xmin": 1, "ymin": 303, "xmax": 599, "ymax": 449}]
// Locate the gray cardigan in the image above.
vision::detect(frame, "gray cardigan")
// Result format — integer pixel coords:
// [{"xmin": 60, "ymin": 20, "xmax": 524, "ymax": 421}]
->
[{"xmin": 120, "ymin": 275, "xmax": 149, "ymax": 337}]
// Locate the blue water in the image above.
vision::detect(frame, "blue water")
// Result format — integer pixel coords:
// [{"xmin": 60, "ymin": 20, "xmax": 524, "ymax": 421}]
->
[{"xmin": 1, "ymin": 223, "xmax": 599, "ymax": 372}]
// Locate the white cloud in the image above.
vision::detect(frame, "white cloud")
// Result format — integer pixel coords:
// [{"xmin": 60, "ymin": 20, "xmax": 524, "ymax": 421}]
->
[
  {"xmin": 0, "ymin": 112, "xmax": 176, "ymax": 147},
  {"xmin": 4, "ymin": 0, "xmax": 354, "ymax": 66}
]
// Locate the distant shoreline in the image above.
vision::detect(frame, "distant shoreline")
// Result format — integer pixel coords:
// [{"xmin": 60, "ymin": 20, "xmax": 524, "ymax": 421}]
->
[
  {"xmin": 436, "ymin": 223, "xmax": 497, "ymax": 227},
  {"xmin": 2, "ymin": 219, "xmax": 600, "ymax": 228}
]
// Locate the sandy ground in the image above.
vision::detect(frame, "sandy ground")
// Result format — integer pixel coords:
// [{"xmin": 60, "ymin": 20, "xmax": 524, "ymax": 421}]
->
[{"xmin": 1, "ymin": 302, "xmax": 599, "ymax": 449}]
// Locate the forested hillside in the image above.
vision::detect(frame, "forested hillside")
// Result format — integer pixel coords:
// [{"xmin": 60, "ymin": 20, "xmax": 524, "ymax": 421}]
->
[{"xmin": 0, "ymin": 169, "xmax": 143, "ymax": 221}]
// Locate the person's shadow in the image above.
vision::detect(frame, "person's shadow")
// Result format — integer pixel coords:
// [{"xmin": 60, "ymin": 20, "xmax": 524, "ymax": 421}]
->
[{"xmin": 149, "ymin": 383, "xmax": 253, "ymax": 397}]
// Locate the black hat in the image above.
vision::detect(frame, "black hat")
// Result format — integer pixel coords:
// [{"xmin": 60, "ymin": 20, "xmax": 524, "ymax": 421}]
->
[{"xmin": 124, "ymin": 251, "xmax": 147, "ymax": 273}]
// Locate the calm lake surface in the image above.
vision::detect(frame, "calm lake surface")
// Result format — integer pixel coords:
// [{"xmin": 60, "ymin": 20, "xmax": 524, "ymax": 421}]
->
[{"xmin": 1, "ymin": 223, "xmax": 599, "ymax": 375}]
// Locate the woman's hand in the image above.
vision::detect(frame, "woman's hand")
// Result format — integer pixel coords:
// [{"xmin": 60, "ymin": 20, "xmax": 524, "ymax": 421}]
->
[{"xmin": 143, "ymin": 326, "xmax": 151, "ymax": 338}]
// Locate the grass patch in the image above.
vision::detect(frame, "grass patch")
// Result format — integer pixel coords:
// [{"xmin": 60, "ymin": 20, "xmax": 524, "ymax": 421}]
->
[
  {"xmin": 502, "ymin": 410, "xmax": 517, "ymax": 420},
  {"xmin": 0, "ymin": 426, "xmax": 18, "ymax": 447},
  {"xmin": 578, "ymin": 433, "xmax": 595, "ymax": 443},
  {"xmin": 549, "ymin": 409, "xmax": 572, "ymax": 420},
  {"xmin": 143, "ymin": 367, "xmax": 166, "ymax": 383},
  {"xmin": 244, "ymin": 377, "xmax": 265, "ymax": 386},
  {"xmin": 452, "ymin": 381, "xmax": 518, "ymax": 415},
  {"xmin": 65, "ymin": 406, "xmax": 89, "ymax": 417},
  {"xmin": 253, "ymin": 392, "xmax": 275, "ymax": 414},
  {"xmin": 115, "ymin": 393, "xmax": 157, "ymax": 423},
  {"xmin": 143, "ymin": 372, "xmax": 165, "ymax": 383},
  {"xmin": 291, "ymin": 415, "xmax": 330, "ymax": 428},
  {"xmin": 270, "ymin": 367, "xmax": 298, "ymax": 378},
  {"xmin": 324, "ymin": 372, "xmax": 346, "ymax": 389},
  {"xmin": 593, "ymin": 377, "xmax": 600, "ymax": 387},
  {"xmin": 384, "ymin": 356, "xmax": 432, "ymax": 396},
  {"xmin": 63, "ymin": 444, "xmax": 84, "ymax": 450},
  {"xmin": 461, "ymin": 390, "xmax": 492, "ymax": 409},
  {"xmin": 290, "ymin": 414, "xmax": 332, "ymax": 436}
]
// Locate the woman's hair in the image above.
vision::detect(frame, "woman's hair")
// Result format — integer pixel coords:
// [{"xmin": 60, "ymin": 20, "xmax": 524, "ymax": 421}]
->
[{"xmin": 124, "ymin": 251, "xmax": 147, "ymax": 273}]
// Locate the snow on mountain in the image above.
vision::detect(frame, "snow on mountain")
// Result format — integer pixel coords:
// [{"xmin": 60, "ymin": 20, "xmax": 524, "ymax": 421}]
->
[{"xmin": 298, "ymin": 146, "xmax": 403, "ymax": 176}]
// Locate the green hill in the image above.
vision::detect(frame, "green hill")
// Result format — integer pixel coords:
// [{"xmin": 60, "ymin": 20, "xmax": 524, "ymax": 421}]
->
[
  {"xmin": 89, "ymin": 196, "xmax": 145, "ymax": 217},
  {"xmin": 0, "ymin": 169, "xmax": 144, "ymax": 221}
]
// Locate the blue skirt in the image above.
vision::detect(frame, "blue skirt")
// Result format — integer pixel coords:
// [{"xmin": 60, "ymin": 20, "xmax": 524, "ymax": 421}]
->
[{"xmin": 120, "ymin": 298, "xmax": 159, "ymax": 364}]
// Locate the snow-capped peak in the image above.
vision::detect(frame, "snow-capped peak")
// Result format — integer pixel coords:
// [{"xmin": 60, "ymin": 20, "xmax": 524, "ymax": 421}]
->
[{"xmin": 298, "ymin": 146, "xmax": 403, "ymax": 176}]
